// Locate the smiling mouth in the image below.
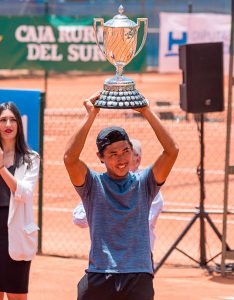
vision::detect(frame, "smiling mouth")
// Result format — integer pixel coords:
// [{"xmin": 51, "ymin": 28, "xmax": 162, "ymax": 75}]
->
[{"xmin": 117, "ymin": 163, "xmax": 128, "ymax": 170}]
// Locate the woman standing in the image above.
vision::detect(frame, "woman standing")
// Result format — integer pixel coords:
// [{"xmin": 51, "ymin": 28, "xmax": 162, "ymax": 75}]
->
[{"xmin": 0, "ymin": 102, "xmax": 40, "ymax": 300}]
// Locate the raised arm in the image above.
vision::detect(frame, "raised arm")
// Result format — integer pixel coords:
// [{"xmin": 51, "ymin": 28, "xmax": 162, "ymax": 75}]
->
[
  {"xmin": 64, "ymin": 92, "xmax": 100, "ymax": 186},
  {"xmin": 0, "ymin": 149, "xmax": 40, "ymax": 200},
  {"xmin": 135, "ymin": 106, "xmax": 179, "ymax": 184},
  {"xmin": 0, "ymin": 146, "xmax": 17, "ymax": 192}
]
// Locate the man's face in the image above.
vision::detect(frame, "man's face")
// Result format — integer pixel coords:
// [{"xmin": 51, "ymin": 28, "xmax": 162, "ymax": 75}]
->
[{"xmin": 97, "ymin": 140, "xmax": 132, "ymax": 179}]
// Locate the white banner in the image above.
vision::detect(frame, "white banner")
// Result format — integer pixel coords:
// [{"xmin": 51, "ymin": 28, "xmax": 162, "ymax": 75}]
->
[{"xmin": 159, "ymin": 13, "xmax": 231, "ymax": 73}]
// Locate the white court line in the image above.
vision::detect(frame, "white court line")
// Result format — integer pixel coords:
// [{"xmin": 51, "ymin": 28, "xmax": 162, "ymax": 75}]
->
[
  {"xmin": 44, "ymin": 193, "xmax": 64, "ymax": 199},
  {"xmin": 159, "ymin": 215, "xmax": 234, "ymax": 224},
  {"xmin": 42, "ymin": 193, "xmax": 234, "ymax": 210},
  {"xmin": 173, "ymin": 167, "xmax": 224, "ymax": 175},
  {"xmin": 33, "ymin": 206, "xmax": 234, "ymax": 224},
  {"xmin": 165, "ymin": 202, "xmax": 234, "ymax": 210},
  {"xmin": 41, "ymin": 207, "xmax": 72, "ymax": 213}
]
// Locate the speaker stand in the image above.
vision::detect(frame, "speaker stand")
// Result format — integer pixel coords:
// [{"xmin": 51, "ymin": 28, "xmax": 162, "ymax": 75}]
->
[{"xmin": 154, "ymin": 114, "xmax": 230, "ymax": 273}]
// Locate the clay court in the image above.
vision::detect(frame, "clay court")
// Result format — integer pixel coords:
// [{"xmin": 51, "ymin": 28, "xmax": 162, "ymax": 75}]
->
[
  {"xmin": 28, "ymin": 255, "xmax": 234, "ymax": 300},
  {"xmin": 1, "ymin": 71, "xmax": 234, "ymax": 299}
]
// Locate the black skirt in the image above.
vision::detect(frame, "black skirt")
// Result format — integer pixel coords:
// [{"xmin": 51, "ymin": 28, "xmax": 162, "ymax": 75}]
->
[{"xmin": 0, "ymin": 206, "xmax": 31, "ymax": 294}]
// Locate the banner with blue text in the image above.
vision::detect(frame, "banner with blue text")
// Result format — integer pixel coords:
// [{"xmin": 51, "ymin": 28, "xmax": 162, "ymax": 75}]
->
[{"xmin": 159, "ymin": 13, "xmax": 230, "ymax": 74}]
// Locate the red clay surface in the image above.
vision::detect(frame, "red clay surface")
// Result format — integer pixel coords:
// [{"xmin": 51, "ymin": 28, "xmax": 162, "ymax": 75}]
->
[
  {"xmin": 29, "ymin": 255, "xmax": 234, "ymax": 300},
  {"xmin": 1, "ymin": 71, "xmax": 234, "ymax": 299}
]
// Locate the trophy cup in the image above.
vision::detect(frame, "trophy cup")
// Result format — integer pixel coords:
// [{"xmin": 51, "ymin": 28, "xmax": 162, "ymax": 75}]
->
[{"xmin": 93, "ymin": 5, "xmax": 148, "ymax": 109}]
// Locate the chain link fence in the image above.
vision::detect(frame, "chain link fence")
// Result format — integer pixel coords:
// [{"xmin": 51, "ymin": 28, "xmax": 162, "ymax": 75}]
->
[
  {"xmin": 0, "ymin": 66, "xmax": 233, "ymax": 269},
  {"xmin": 0, "ymin": 0, "xmax": 233, "ymax": 269},
  {"xmin": 32, "ymin": 72, "xmax": 233, "ymax": 269}
]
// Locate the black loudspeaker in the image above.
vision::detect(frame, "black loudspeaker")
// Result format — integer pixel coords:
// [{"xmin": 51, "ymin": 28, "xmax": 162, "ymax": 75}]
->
[{"xmin": 179, "ymin": 42, "xmax": 224, "ymax": 113}]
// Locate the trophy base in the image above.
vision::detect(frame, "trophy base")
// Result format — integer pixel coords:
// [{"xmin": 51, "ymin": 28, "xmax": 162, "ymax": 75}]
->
[{"xmin": 94, "ymin": 76, "xmax": 148, "ymax": 109}]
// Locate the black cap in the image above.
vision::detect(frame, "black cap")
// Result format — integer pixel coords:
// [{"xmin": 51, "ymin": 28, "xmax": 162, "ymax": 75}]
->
[{"xmin": 96, "ymin": 126, "xmax": 131, "ymax": 154}]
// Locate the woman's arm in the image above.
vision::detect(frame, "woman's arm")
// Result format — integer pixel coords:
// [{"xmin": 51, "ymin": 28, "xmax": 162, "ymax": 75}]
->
[
  {"xmin": 13, "ymin": 154, "xmax": 40, "ymax": 203},
  {"xmin": 0, "ymin": 146, "xmax": 17, "ymax": 192},
  {"xmin": 0, "ymin": 166, "xmax": 17, "ymax": 192}
]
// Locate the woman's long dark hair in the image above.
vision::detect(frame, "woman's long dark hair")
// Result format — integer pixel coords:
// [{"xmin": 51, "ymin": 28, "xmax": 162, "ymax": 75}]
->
[{"xmin": 0, "ymin": 102, "xmax": 35, "ymax": 168}]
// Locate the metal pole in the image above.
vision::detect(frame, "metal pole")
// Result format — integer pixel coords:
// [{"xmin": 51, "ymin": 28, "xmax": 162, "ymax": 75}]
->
[
  {"xmin": 199, "ymin": 113, "xmax": 207, "ymax": 266},
  {"xmin": 221, "ymin": 0, "xmax": 234, "ymax": 276},
  {"xmin": 44, "ymin": 71, "xmax": 48, "ymax": 102},
  {"xmin": 37, "ymin": 93, "xmax": 45, "ymax": 254},
  {"xmin": 184, "ymin": 2, "xmax": 193, "ymax": 122},
  {"xmin": 44, "ymin": 0, "xmax": 49, "ymax": 107},
  {"xmin": 38, "ymin": 0, "xmax": 49, "ymax": 253},
  {"xmin": 188, "ymin": 2, "xmax": 193, "ymax": 13}
]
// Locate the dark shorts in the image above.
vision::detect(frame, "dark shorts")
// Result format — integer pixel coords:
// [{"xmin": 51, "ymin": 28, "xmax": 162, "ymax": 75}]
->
[{"xmin": 77, "ymin": 272, "xmax": 154, "ymax": 300}]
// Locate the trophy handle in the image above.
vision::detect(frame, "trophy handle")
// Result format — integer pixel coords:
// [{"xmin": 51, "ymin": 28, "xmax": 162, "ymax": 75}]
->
[
  {"xmin": 134, "ymin": 18, "xmax": 148, "ymax": 58},
  {"xmin": 93, "ymin": 18, "xmax": 107, "ymax": 59}
]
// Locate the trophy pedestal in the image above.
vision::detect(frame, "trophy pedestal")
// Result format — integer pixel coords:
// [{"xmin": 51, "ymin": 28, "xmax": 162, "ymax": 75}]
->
[{"xmin": 94, "ymin": 75, "xmax": 148, "ymax": 109}]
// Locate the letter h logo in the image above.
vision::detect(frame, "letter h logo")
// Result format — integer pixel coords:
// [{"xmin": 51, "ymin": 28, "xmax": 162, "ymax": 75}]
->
[{"xmin": 165, "ymin": 31, "xmax": 187, "ymax": 56}]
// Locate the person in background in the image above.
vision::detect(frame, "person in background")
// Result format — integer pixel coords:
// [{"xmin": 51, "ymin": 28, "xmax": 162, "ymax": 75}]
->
[
  {"xmin": 73, "ymin": 138, "xmax": 164, "ymax": 253},
  {"xmin": 0, "ymin": 102, "xmax": 40, "ymax": 300},
  {"xmin": 64, "ymin": 91, "xmax": 178, "ymax": 300}
]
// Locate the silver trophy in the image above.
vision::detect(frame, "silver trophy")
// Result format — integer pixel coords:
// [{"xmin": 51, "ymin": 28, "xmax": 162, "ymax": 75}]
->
[{"xmin": 93, "ymin": 5, "xmax": 148, "ymax": 109}]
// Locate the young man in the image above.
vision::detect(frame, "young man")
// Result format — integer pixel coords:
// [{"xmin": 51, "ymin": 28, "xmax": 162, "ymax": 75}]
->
[
  {"xmin": 64, "ymin": 92, "xmax": 179, "ymax": 300},
  {"xmin": 73, "ymin": 138, "xmax": 164, "ymax": 252}
]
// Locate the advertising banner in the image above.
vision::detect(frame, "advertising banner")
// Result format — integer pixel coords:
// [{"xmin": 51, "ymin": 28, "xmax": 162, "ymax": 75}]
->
[
  {"xmin": 159, "ymin": 13, "xmax": 231, "ymax": 73},
  {"xmin": 0, "ymin": 16, "xmax": 146, "ymax": 72}
]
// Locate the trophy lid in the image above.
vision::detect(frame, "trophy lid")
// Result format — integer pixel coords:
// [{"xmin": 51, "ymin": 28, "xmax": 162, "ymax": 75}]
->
[{"xmin": 104, "ymin": 5, "xmax": 137, "ymax": 28}]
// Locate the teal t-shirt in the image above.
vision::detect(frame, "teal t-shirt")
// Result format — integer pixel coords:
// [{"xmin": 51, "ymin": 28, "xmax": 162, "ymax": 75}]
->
[{"xmin": 74, "ymin": 166, "xmax": 160, "ymax": 275}]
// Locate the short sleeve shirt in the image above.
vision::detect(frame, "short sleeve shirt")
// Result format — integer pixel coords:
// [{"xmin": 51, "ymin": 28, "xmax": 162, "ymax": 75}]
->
[{"xmin": 74, "ymin": 166, "xmax": 161, "ymax": 275}]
